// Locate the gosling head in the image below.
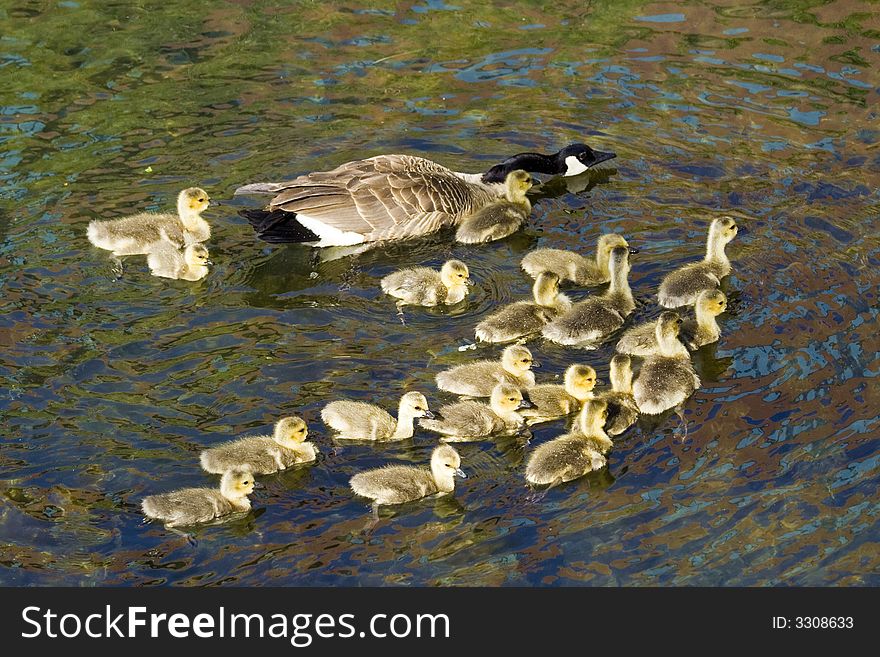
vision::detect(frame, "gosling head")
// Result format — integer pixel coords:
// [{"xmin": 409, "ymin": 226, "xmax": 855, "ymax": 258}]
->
[
  {"xmin": 184, "ymin": 243, "xmax": 212, "ymax": 268},
  {"xmin": 657, "ymin": 310, "xmax": 683, "ymax": 340},
  {"xmin": 697, "ymin": 289, "xmax": 727, "ymax": 316},
  {"xmin": 179, "ymin": 187, "xmax": 211, "ymax": 215},
  {"xmin": 533, "ymin": 271, "xmax": 561, "ymax": 306},
  {"xmin": 598, "ymin": 233, "xmax": 638, "ymax": 256},
  {"xmin": 609, "ymin": 354, "xmax": 634, "ymax": 393},
  {"xmin": 490, "ymin": 383, "xmax": 532, "ymax": 416},
  {"xmin": 399, "ymin": 391, "xmax": 433, "ymax": 419},
  {"xmin": 709, "ymin": 216, "xmax": 740, "ymax": 245},
  {"xmin": 564, "ymin": 364, "xmax": 597, "ymax": 401},
  {"xmin": 608, "ymin": 245, "xmax": 632, "ymax": 279},
  {"xmin": 501, "ymin": 345, "xmax": 538, "ymax": 376},
  {"xmin": 439, "ymin": 260, "xmax": 470, "ymax": 288},
  {"xmin": 273, "ymin": 416, "xmax": 308, "ymax": 448},
  {"xmin": 504, "ymin": 169, "xmax": 536, "ymax": 201},
  {"xmin": 430, "ymin": 444, "xmax": 466, "ymax": 491},
  {"xmin": 579, "ymin": 397, "xmax": 610, "ymax": 434},
  {"xmin": 220, "ymin": 468, "xmax": 255, "ymax": 500}
]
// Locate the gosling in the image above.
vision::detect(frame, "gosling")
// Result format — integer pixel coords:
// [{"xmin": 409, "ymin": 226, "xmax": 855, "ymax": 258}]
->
[
  {"xmin": 616, "ymin": 289, "xmax": 727, "ymax": 356},
  {"xmin": 524, "ymin": 398, "xmax": 613, "ymax": 486},
  {"xmin": 350, "ymin": 445, "xmax": 466, "ymax": 512},
  {"xmin": 147, "ymin": 240, "xmax": 212, "ymax": 281},
  {"xmin": 87, "ymin": 187, "xmax": 211, "ymax": 256},
  {"xmin": 321, "ymin": 391, "xmax": 432, "ymax": 441},
  {"xmin": 435, "ymin": 344, "xmax": 539, "ymax": 397},
  {"xmin": 200, "ymin": 416, "xmax": 317, "ymax": 475},
  {"xmin": 141, "ymin": 469, "xmax": 254, "ymax": 528},
  {"xmin": 520, "ymin": 364, "xmax": 597, "ymax": 423},
  {"xmin": 658, "ymin": 216, "xmax": 740, "ymax": 308},
  {"xmin": 594, "ymin": 354, "xmax": 640, "ymax": 436},
  {"xmin": 632, "ymin": 312, "xmax": 701, "ymax": 415},
  {"xmin": 420, "ymin": 383, "xmax": 533, "ymax": 441},
  {"xmin": 521, "ymin": 233, "xmax": 636, "ymax": 286},
  {"xmin": 475, "ymin": 272, "xmax": 571, "ymax": 343},
  {"xmin": 542, "ymin": 246, "xmax": 636, "ymax": 346},
  {"xmin": 455, "ymin": 170, "xmax": 534, "ymax": 243},
  {"xmin": 381, "ymin": 259, "xmax": 471, "ymax": 306}
]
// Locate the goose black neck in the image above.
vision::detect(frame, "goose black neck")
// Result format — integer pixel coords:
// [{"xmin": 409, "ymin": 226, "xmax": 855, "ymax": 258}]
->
[{"xmin": 481, "ymin": 153, "xmax": 560, "ymax": 184}]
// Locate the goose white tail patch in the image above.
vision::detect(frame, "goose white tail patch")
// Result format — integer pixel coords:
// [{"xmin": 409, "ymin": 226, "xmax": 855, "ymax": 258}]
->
[
  {"xmin": 564, "ymin": 156, "xmax": 589, "ymax": 177},
  {"xmin": 296, "ymin": 214, "xmax": 366, "ymax": 247}
]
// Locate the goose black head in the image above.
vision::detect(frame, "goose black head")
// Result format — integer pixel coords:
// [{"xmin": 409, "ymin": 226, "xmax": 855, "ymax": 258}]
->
[{"xmin": 481, "ymin": 143, "xmax": 617, "ymax": 183}]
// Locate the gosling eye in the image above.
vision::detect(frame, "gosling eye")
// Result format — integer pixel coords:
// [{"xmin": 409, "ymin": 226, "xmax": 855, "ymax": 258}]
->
[{"xmin": 508, "ymin": 397, "xmax": 516, "ymax": 402}]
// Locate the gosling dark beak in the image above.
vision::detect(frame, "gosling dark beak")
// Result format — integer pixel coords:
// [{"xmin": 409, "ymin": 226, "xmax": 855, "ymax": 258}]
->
[
  {"xmin": 454, "ymin": 468, "xmax": 467, "ymax": 479},
  {"xmin": 208, "ymin": 199, "xmax": 221, "ymax": 207},
  {"xmin": 423, "ymin": 410, "xmax": 435, "ymax": 419},
  {"xmin": 530, "ymin": 360, "xmax": 541, "ymax": 368},
  {"xmin": 518, "ymin": 398, "xmax": 534, "ymax": 410},
  {"xmin": 588, "ymin": 149, "xmax": 617, "ymax": 167},
  {"xmin": 628, "ymin": 247, "xmax": 640, "ymax": 255},
  {"xmin": 205, "ymin": 259, "xmax": 214, "ymax": 266},
  {"xmin": 253, "ymin": 482, "xmax": 265, "ymax": 490},
  {"xmin": 737, "ymin": 226, "xmax": 748, "ymax": 235}
]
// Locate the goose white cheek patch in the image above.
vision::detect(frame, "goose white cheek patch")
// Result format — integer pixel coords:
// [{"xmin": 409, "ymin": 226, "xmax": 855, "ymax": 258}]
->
[{"xmin": 564, "ymin": 156, "xmax": 590, "ymax": 176}]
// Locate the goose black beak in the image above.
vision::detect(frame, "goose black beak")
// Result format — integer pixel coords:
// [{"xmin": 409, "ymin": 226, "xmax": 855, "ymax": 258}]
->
[
  {"xmin": 454, "ymin": 468, "xmax": 467, "ymax": 479},
  {"xmin": 518, "ymin": 398, "xmax": 534, "ymax": 410},
  {"xmin": 423, "ymin": 410, "xmax": 435, "ymax": 419},
  {"xmin": 205, "ymin": 259, "xmax": 214, "ymax": 266},
  {"xmin": 628, "ymin": 247, "xmax": 640, "ymax": 255},
  {"xmin": 737, "ymin": 226, "xmax": 748, "ymax": 235},
  {"xmin": 589, "ymin": 149, "xmax": 617, "ymax": 167},
  {"xmin": 530, "ymin": 360, "xmax": 541, "ymax": 368}
]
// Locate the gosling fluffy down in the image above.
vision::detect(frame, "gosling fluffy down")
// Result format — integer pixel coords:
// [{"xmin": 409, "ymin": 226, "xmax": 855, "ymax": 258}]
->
[
  {"xmin": 455, "ymin": 170, "xmax": 534, "ymax": 244},
  {"xmin": 542, "ymin": 246, "xmax": 635, "ymax": 346},
  {"xmin": 141, "ymin": 469, "xmax": 254, "ymax": 528},
  {"xmin": 632, "ymin": 312, "xmax": 700, "ymax": 415},
  {"xmin": 200, "ymin": 417, "xmax": 317, "ymax": 475},
  {"xmin": 420, "ymin": 383, "xmax": 533, "ymax": 440},
  {"xmin": 147, "ymin": 241, "xmax": 212, "ymax": 281},
  {"xmin": 520, "ymin": 364, "xmax": 597, "ymax": 422},
  {"xmin": 475, "ymin": 272, "xmax": 571, "ymax": 343},
  {"xmin": 658, "ymin": 217, "xmax": 740, "ymax": 308},
  {"xmin": 616, "ymin": 289, "xmax": 727, "ymax": 355},
  {"xmin": 524, "ymin": 398, "xmax": 613, "ymax": 486},
  {"xmin": 87, "ymin": 187, "xmax": 211, "ymax": 256},
  {"xmin": 435, "ymin": 344, "xmax": 538, "ymax": 397},
  {"xmin": 349, "ymin": 444, "xmax": 466, "ymax": 507},
  {"xmin": 381, "ymin": 259, "xmax": 470, "ymax": 306},
  {"xmin": 594, "ymin": 354, "xmax": 640, "ymax": 436},
  {"xmin": 521, "ymin": 233, "xmax": 635, "ymax": 286},
  {"xmin": 321, "ymin": 391, "xmax": 432, "ymax": 441}
]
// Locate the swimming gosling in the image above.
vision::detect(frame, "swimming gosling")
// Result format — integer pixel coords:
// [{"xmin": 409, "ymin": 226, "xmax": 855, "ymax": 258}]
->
[
  {"xmin": 525, "ymin": 398, "xmax": 613, "ymax": 486},
  {"xmin": 521, "ymin": 233, "xmax": 636, "ymax": 285},
  {"xmin": 87, "ymin": 187, "xmax": 211, "ymax": 256},
  {"xmin": 455, "ymin": 170, "xmax": 534, "ymax": 243},
  {"xmin": 616, "ymin": 289, "xmax": 727, "ymax": 355},
  {"xmin": 350, "ymin": 445, "xmax": 466, "ymax": 511},
  {"xmin": 593, "ymin": 354, "xmax": 640, "ymax": 436},
  {"xmin": 420, "ymin": 383, "xmax": 533, "ymax": 441},
  {"xmin": 321, "ymin": 391, "xmax": 433, "ymax": 441},
  {"xmin": 381, "ymin": 259, "xmax": 471, "ymax": 306},
  {"xmin": 147, "ymin": 241, "xmax": 212, "ymax": 281},
  {"xmin": 542, "ymin": 246, "xmax": 636, "ymax": 346},
  {"xmin": 632, "ymin": 312, "xmax": 700, "ymax": 415},
  {"xmin": 658, "ymin": 217, "xmax": 740, "ymax": 308},
  {"xmin": 475, "ymin": 272, "xmax": 571, "ymax": 343},
  {"xmin": 520, "ymin": 364, "xmax": 597, "ymax": 423},
  {"xmin": 141, "ymin": 469, "xmax": 254, "ymax": 528},
  {"xmin": 435, "ymin": 344, "xmax": 539, "ymax": 397},
  {"xmin": 200, "ymin": 416, "xmax": 317, "ymax": 475}
]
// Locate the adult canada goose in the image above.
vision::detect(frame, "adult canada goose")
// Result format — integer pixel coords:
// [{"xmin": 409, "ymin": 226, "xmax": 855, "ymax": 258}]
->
[
  {"xmin": 321, "ymin": 391, "xmax": 433, "ymax": 441},
  {"xmin": 199, "ymin": 416, "xmax": 317, "ymax": 475},
  {"xmin": 519, "ymin": 364, "xmax": 597, "ymax": 423},
  {"xmin": 146, "ymin": 241, "xmax": 212, "ymax": 281},
  {"xmin": 141, "ymin": 469, "xmax": 254, "ymax": 528},
  {"xmin": 419, "ymin": 383, "xmax": 533, "ymax": 440},
  {"xmin": 658, "ymin": 217, "xmax": 740, "ymax": 308},
  {"xmin": 475, "ymin": 272, "xmax": 571, "ymax": 343},
  {"xmin": 541, "ymin": 246, "xmax": 636, "ymax": 346},
  {"xmin": 350, "ymin": 445, "xmax": 466, "ymax": 517},
  {"xmin": 524, "ymin": 398, "xmax": 613, "ymax": 486},
  {"xmin": 435, "ymin": 344, "xmax": 539, "ymax": 397},
  {"xmin": 235, "ymin": 144, "xmax": 616, "ymax": 246},
  {"xmin": 87, "ymin": 187, "xmax": 211, "ymax": 256},
  {"xmin": 616, "ymin": 289, "xmax": 727, "ymax": 355},
  {"xmin": 521, "ymin": 234, "xmax": 636, "ymax": 286},
  {"xmin": 455, "ymin": 170, "xmax": 534, "ymax": 243},
  {"xmin": 380, "ymin": 259, "xmax": 471, "ymax": 306},
  {"xmin": 632, "ymin": 312, "xmax": 701, "ymax": 415},
  {"xmin": 594, "ymin": 354, "xmax": 640, "ymax": 436}
]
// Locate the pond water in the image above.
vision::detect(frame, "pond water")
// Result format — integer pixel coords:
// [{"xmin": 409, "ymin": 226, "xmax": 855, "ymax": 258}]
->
[{"xmin": 1, "ymin": 0, "xmax": 878, "ymax": 586}]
